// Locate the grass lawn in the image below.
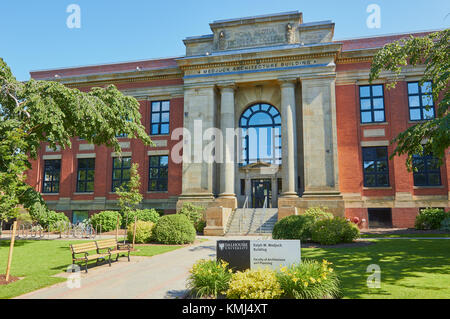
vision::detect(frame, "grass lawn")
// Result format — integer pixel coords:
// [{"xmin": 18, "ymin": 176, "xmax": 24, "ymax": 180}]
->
[
  {"xmin": 360, "ymin": 233, "xmax": 450, "ymax": 238},
  {"xmin": 0, "ymin": 239, "xmax": 184, "ymax": 299},
  {"xmin": 302, "ymin": 239, "xmax": 450, "ymax": 299}
]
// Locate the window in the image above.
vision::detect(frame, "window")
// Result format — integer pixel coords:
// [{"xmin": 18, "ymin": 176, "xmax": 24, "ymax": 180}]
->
[
  {"xmin": 368, "ymin": 208, "xmax": 393, "ymax": 228},
  {"xmin": 42, "ymin": 160, "xmax": 61, "ymax": 193},
  {"xmin": 148, "ymin": 155, "xmax": 168, "ymax": 191},
  {"xmin": 240, "ymin": 179, "xmax": 246, "ymax": 196},
  {"xmin": 362, "ymin": 147, "xmax": 389, "ymax": 187},
  {"xmin": 76, "ymin": 158, "xmax": 95, "ymax": 193},
  {"xmin": 112, "ymin": 157, "xmax": 132, "ymax": 191},
  {"xmin": 72, "ymin": 211, "xmax": 89, "ymax": 224},
  {"xmin": 359, "ymin": 85, "xmax": 385, "ymax": 123},
  {"xmin": 407, "ymin": 81, "xmax": 435, "ymax": 121},
  {"xmin": 239, "ymin": 103, "xmax": 282, "ymax": 165},
  {"xmin": 412, "ymin": 154, "xmax": 441, "ymax": 186},
  {"xmin": 150, "ymin": 101, "xmax": 170, "ymax": 135}
]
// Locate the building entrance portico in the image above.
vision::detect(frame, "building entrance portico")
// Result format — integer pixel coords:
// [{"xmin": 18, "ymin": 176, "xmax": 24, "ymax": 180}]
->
[{"xmin": 176, "ymin": 11, "xmax": 345, "ymax": 233}]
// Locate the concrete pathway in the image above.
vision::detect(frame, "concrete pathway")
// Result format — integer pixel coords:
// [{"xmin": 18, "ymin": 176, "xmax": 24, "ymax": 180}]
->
[{"xmin": 16, "ymin": 236, "xmax": 268, "ymax": 299}]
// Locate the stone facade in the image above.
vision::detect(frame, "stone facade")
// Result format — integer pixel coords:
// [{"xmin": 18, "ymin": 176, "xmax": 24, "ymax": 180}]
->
[{"xmin": 27, "ymin": 11, "xmax": 449, "ymax": 229}]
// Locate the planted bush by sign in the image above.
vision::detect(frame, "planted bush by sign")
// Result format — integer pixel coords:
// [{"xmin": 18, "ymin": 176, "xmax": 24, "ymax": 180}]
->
[
  {"xmin": 310, "ymin": 217, "xmax": 360, "ymax": 245},
  {"xmin": 415, "ymin": 208, "xmax": 449, "ymax": 230},
  {"xmin": 277, "ymin": 259, "xmax": 340, "ymax": 299},
  {"xmin": 272, "ymin": 215, "xmax": 316, "ymax": 241},
  {"xmin": 187, "ymin": 259, "xmax": 232, "ymax": 298},
  {"xmin": 303, "ymin": 207, "xmax": 334, "ymax": 221},
  {"xmin": 127, "ymin": 221, "xmax": 155, "ymax": 244},
  {"xmin": 152, "ymin": 214, "xmax": 196, "ymax": 245},
  {"xmin": 226, "ymin": 268, "xmax": 283, "ymax": 299}
]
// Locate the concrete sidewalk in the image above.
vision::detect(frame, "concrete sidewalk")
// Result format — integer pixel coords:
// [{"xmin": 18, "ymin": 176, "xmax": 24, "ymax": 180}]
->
[{"xmin": 16, "ymin": 236, "xmax": 267, "ymax": 299}]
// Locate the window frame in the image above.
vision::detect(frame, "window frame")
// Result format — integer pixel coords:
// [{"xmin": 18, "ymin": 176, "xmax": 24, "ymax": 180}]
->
[
  {"xmin": 359, "ymin": 84, "xmax": 386, "ymax": 124},
  {"xmin": 150, "ymin": 101, "xmax": 170, "ymax": 136},
  {"xmin": 111, "ymin": 157, "xmax": 132, "ymax": 192},
  {"xmin": 76, "ymin": 158, "xmax": 95, "ymax": 193},
  {"xmin": 407, "ymin": 81, "xmax": 435, "ymax": 121},
  {"xmin": 42, "ymin": 159, "xmax": 61, "ymax": 194},
  {"xmin": 362, "ymin": 147, "xmax": 390, "ymax": 188},
  {"xmin": 148, "ymin": 155, "xmax": 169, "ymax": 192},
  {"xmin": 412, "ymin": 154, "xmax": 441, "ymax": 187},
  {"xmin": 239, "ymin": 103, "xmax": 282, "ymax": 166}
]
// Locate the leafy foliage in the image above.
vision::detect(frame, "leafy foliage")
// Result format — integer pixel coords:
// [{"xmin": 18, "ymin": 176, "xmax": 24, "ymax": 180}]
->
[
  {"xmin": 152, "ymin": 214, "xmax": 196, "ymax": 245},
  {"xmin": 116, "ymin": 163, "xmax": 143, "ymax": 222},
  {"xmin": 369, "ymin": 30, "xmax": 450, "ymax": 169},
  {"xmin": 225, "ymin": 268, "xmax": 283, "ymax": 299},
  {"xmin": 177, "ymin": 202, "xmax": 206, "ymax": 233},
  {"xmin": 0, "ymin": 58, "xmax": 152, "ymax": 221},
  {"xmin": 277, "ymin": 259, "xmax": 340, "ymax": 299},
  {"xmin": 272, "ymin": 215, "xmax": 316, "ymax": 241},
  {"xmin": 90, "ymin": 211, "xmax": 122, "ymax": 232},
  {"xmin": 415, "ymin": 207, "xmax": 449, "ymax": 230},
  {"xmin": 310, "ymin": 217, "xmax": 360, "ymax": 245},
  {"xmin": 127, "ymin": 221, "xmax": 155, "ymax": 244},
  {"xmin": 303, "ymin": 207, "xmax": 334, "ymax": 221},
  {"xmin": 122, "ymin": 209, "xmax": 160, "ymax": 228},
  {"xmin": 187, "ymin": 259, "xmax": 232, "ymax": 298}
]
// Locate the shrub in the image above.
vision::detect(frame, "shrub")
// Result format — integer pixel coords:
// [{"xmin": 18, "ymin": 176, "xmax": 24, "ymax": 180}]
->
[
  {"xmin": 127, "ymin": 221, "xmax": 155, "ymax": 244},
  {"xmin": 153, "ymin": 214, "xmax": 196, "ymax": 245},
  {"xmin": 276, "ymin": 259, "xmax": 340, "ymax": 299},
  {"xmin": 272, "ymin": 215, "xmax": 316, "ymax": 241},
  {"xmin": 178, "ymin": 203, "xmax": 206, "ymax": 233},
  {"xmin": 187, "ymin": 259, "xmax": 232, "ymax": 298},
  {"xmin": 310, "ymin": 217, "xmax": 360, "ymax": 245},
  {"xmin": 121, "ymin": 209, "xmax": 160, "ymax": 228},
  {"xmin": 415, "ymin": 208, "xmax": 449, "ymax": 230},
  {"xmin": 90, "ymin": 211, "xmax": 122, "ymax": 232},
  {"xmin": 41, "ymin": 211, "xmax": 70, "ymax": 230},
  {"xmin": 440, "ymin": 217, "xmax": 450, "ymax": 232},
  {"xmin": 303, "ymin": 207, "xmax": 334, "ymax": 221},
  {"xmin": 226, "ymin": 268, "xmax": 283, "ymax": 299}
]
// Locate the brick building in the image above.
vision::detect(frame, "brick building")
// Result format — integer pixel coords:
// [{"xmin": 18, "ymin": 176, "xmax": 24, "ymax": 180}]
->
[{"xmin": 26, "ymin": 11, "xmax": 449, "ymax": 229}]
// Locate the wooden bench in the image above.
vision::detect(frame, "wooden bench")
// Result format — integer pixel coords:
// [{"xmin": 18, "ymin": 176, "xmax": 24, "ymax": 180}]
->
[
  {"xmin": 70, "ymin": 241, "xmax": 110, "ymax": 273},
  {"xmin": 96, "ymin": 239, "xmax": 131, "ymax": 263}
]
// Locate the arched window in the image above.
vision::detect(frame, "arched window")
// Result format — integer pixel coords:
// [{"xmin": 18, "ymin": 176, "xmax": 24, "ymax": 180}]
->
[{"xmin": 239, "ymin": 103, "xmax": 282, "ymax": 165}]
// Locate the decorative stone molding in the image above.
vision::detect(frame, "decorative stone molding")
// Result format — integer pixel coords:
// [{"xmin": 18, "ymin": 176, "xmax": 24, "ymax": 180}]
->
[
  {"xmin": 76, "ymin": 153, "xmax": 96, "ymax": 159},
  {"xmin": 42, "ymin": 154, "xmax": 62, "ymax": 160}
]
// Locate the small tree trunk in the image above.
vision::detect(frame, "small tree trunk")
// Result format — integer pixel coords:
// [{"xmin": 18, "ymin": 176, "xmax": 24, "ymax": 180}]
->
[{"xmin": 6, "ymin": 221, "xmax": 17, "ymax": 281}]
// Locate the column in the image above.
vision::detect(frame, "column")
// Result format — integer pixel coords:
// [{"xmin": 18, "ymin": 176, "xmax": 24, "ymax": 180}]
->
[
  {"xmin": 280, "ymin": 79, "xmax": 298, "ymax": 198},
  {"xmin": 218, "ymin": 84, "xmax": 237, "ymax": 202},
  {"xmin": 301, "ymin": 76, "xmax": 340, "ymax": 196}
]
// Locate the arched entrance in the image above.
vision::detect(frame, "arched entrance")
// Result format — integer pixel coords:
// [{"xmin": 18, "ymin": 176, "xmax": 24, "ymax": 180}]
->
[{"xmin": 239, "ymin": 103, "xmax": 282, "ymax": 208}]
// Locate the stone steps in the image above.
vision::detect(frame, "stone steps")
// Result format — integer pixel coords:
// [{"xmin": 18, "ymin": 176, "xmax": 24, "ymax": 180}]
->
[{"xmin": 225, "ymin": 208, "xmax": 278, "ymax": 236}]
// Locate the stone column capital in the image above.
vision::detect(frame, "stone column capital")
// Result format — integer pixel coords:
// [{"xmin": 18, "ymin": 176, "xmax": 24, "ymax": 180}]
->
[
  {"xmin": 217, "ymin": 82, "xmax": 236, "ymax": 93},
  {"xmin": 278, "ymin": 77, "xmax": 298, "ymax": 88}
]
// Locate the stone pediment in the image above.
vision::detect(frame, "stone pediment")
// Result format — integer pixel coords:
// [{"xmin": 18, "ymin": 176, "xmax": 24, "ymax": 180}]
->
[{"xmin": 183, "ymin": 11, "xmax": 335, "ymax": 57}]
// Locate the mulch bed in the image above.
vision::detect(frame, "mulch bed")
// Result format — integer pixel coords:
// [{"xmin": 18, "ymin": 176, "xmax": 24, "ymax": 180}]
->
[{"xmin": 0, "ymin": 274, "xmax": 21, "ymax": 285}]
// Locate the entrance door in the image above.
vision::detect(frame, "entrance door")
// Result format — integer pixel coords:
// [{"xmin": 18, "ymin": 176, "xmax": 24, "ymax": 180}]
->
[{"xmin": 251, "ymin": 179, "xmax": 272, "ymax": 208}]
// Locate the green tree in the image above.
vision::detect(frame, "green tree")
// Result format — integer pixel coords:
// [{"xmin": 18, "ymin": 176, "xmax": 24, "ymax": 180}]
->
[
  {"xmin": 116, "ymin": 163, "xmax": 143, "ymax": 227},
  {"xmin": 0, "ymin": 58, "xmax": 152, "ymax": 223},
  {"xmin": 369, "ymin": 29, "xmax": 449, "ymax": 170}
]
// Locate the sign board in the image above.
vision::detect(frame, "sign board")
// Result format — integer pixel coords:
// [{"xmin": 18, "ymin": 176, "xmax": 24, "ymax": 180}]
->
[{"xmin": 217, "ymin": 240, "xmax": 301, "ymax": 271}]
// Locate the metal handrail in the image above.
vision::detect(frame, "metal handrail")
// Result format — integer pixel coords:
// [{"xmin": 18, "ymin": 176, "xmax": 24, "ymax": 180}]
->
[
  {"xmin": 240, "ymin": 196, "xmax": 249, "ymax": 234},
  {"xmin": 260, "ymin": 196, "xmax": 268, "ymax": 234}
]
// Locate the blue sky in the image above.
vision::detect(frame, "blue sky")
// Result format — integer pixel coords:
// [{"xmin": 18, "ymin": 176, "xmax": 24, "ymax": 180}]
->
[{"xmin": 1, "ymin": 0, "xmax": 449, "ymax": 81}]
